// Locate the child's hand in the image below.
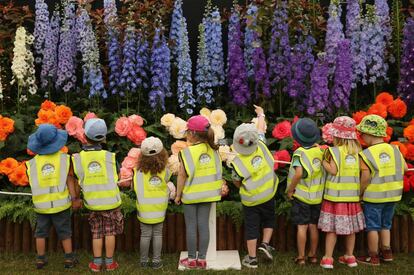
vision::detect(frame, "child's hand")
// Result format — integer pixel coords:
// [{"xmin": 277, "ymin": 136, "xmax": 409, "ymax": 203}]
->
[
  {"xmin": 72, "ymin": 199, "xmax": 82, "ymax": 210},
  {"xmin": 221, "ymin": 180, "xmax": 229, "ymax": 197},
  {"xmin": 174, "ymin": 196, "xmax": 181, "ymax": 205},
  {"xmin": 287, "ymin": 189, "xmax": 294, "ymax": 200},
  {"xmin": 118, "ymin": 179, "xmax": 132, "ymax": 188},
  {"xmin": 254, "ymin": 105, "xmax": 264, "ymax": 116}
]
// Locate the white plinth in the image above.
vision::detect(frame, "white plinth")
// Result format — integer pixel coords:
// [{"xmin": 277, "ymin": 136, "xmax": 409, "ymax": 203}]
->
[{"xmin": 177, "ymin": 202, "xmax": 241, "ymax": 270}]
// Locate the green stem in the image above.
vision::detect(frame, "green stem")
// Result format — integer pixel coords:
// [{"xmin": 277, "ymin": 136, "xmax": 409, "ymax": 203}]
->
[{"xmin": 17, "ymin": 84, "xmax": 21, "ymax": 114}]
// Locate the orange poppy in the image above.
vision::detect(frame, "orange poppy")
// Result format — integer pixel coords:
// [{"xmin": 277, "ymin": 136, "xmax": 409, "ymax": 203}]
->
[
  {"xmin": 8, "ymin": 162, "xmax": 29, "ymax": 187},
  {"xmin": 403, "ymin": 125, "xmax": 414, "ymax": 143},
  {"xmin": 383, "ymin": 127, "xmax": 393, "ymax": 143},
  {"xmin": 26, "ymin": 148, "xmax": 36, "ymax": 156},
  {"xmin": 390, "ymin": 141, "xmax": 408, "ymax": 157},
  {"xmin": 0, "ymin": 117, "xmax": 15, "ymax": 134},
  {"xmin": 375, "ymin": 92, "xmax": 394, "ymax": 107},
  {"xmin": 0, "ymin": 130, "xmax": 7, "ymax": 141},
  {"xmin": 0, "ymin": 157, "xmax": 19, "ymax": 175},
  {"xmin": 367, "ymin": 103, "xmax": 387, "ymax": 118},
  {"xmin": 387, "ymin": 98, "xmax": 407, "ymax": 119},
  {"xmin": 60, "ymin": 146, "xmax": 68, "ymax": 153},
  {"xmin": 404, "ymin": 143, "xmax": 414, "ymax": 161},
  {"xmin": 55, "ymin": 105, "xmax": 73, "ymax": 125},
  {"xmin": 352, "ymin": 111, "xmax": 367, "ymax": 125},
  {"xmin": 40, "ymin": 100, "xmax": 56, "ymax": 111}
]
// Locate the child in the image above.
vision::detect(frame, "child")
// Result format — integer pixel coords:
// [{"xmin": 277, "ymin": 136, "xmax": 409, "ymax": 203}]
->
[
  {"xmin": 26, "ymin": 124, "xmax": 78, "ymax": 269},
  {"xmin": 175, "ymin": 115, "xmax": 223, "ymax": 269},
  {"xmin": 72, "ymin": 118, "xmax": 123, "ymax": 272},
  {"xmin": 318, "ymin": 116, "xmax": 365, "ymax": 269},
  {"xmin": 356, "ymin": 115, "xmax": 407, "ymax": 265},
  {"xmin": 230, "ymin": 105, "xmax": 279, "ymax": 269},
  {"xmin": 286, "ymin": 118, "xmax": 324, "ymax": 265},
  {"xmin": 120, "ymin": 137, "xmax": 172, "ymax": 269}
]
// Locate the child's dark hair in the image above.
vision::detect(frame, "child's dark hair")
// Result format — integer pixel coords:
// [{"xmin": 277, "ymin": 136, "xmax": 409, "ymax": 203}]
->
[
  {"xmin": 85, "ymin": 136, "xmax": 103, "ymax": 146},
  {"xmin": 189, "ymin": 127, "xmax": 218, "ymax": 150},
  {"xmin": 137, "ymin": 148, "xmax": 169, "ymax": 174}
]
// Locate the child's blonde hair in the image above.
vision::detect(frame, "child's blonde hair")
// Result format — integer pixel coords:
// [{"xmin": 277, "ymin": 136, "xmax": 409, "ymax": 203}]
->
[{"xmin": 333, "ymin": 137, "xmax": 361, "ymax": 155}]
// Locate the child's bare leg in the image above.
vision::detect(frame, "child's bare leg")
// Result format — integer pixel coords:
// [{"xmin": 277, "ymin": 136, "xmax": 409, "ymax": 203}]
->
[
  {"xmin": 345, "ymin": 233, "xmax": 355, "ymax": 256},
  {"xmin": 92, "ymin": 238, "xmax": 103, "ymax": 257},
  {"xmin": 297, "ymin": 225, "xmax": 308, "ymax": 259},
  {"xmin": 105, "ymin": 235, "xmax": 116, "ymax": 258},
  {"xmin": 36, "ymin": 238, "xmax": 46, "ymax": 256},
  {"xmin": 308, "ymin": 224, "xmax": 319, "ymax": 257},
  {"xmin": 367, "ymin": 231, "xmax": 379, "ymax": 254},
  {"xmin": 324, "ymin": 232, "xmax": 337, "ymax": 259}
]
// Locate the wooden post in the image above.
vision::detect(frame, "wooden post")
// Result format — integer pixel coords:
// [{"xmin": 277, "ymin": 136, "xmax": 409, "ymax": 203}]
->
[
  {"xmin": 22, "ymin": 220, "xmax": 31, "ymax": 254},
  {"xmin": 400, "ymin": 215, "xmax": 409, "ymax": 253},
  {"xmin": 277, "ymin": 215, "xmax": 286, "ymax": 252},
  {"xmin": 226, "ymin": 218, "xmax": 235, "ymax": 250},
  {"xmin": 5, "ymin": 220, "xmax": 14, "ymax": 252},
  {"xmin": 286, "ymin": 222, "xmax": 295, "ymax": 252},
  {"xmin": 217, "ymin": 215, "xmax": 226, "ymax": 251},
  {"xmin": 0, "ymin": 219, "xmax": 5, "ymax": 252},
  {"xmin": 408, "ymin": 216, "xmax": 414, "ymax": 253},
  {"xmin": 81, "ymin": 215, "xmax": 90, "ymax": 251},
  {"xmin": 235, "ymin": 224, "xmax": 243, "ymax": 251},
  {"xmin": 176, "ymin": 213, "xmax": 185, "ymax": 251},
  {"xmin": 124, "ymin": 218, "xmax": 133, "ymax": 252},
  {"xmin": 133, "ymin": 218, "xmax": 140, "ymax": 251},
  {"xmin": 13, "ymin": 222, "xmax": 22, "ymax": 252},
  {"xmin": 167, "ymin": 213, "xmax": 176, "ymax": 253},
  {"xmin": 391, "ymin": 216, "xmax": 400, "ymax": 252},
  {"xmin": 162, "ymin": 219, "xmax": 168, "ymax": 252}
]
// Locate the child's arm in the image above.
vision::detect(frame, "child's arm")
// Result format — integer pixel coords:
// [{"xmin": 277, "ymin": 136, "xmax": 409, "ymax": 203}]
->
[
  {"xmin": 322, "ymin": 150, "xmax": 337, "ymax": 175},
  {"xmin": 287, "ymin": 166, "xmax": 303, "ymax": 200},
  {"xmin": 359, "ymin": 157, "xmax": 371, "ymax": 198},
  {"xmin": 67, "ymin": 163, "xmax": 82, "ymax": 209},
  {"xmin": 175, "ymin": 160, "xmax": 187, "ymax": 205},
  {"xmin": 254, "ymin": 105, "xmax": 266, "ymax": 135}
]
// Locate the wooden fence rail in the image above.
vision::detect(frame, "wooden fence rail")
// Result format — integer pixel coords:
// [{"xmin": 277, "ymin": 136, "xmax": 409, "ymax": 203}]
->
[{"xmin": 0, "ymin": 214, "xmax": 413, "ymax": 254}]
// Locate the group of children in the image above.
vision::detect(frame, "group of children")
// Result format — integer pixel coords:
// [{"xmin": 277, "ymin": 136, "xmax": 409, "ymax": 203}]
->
[{"xmin": 24, "ymin": 105, "xmax": 406, "ymax": 271}]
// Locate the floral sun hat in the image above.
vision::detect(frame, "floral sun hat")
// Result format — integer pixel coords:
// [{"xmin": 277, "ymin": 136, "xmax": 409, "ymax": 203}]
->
[
  {"xmin": 328, "ymin": 116, "xmax": 357, "ymax": 140},
  {"xmin": 356, "ymin": 114, "xmax": 387, "ymax": 137}
]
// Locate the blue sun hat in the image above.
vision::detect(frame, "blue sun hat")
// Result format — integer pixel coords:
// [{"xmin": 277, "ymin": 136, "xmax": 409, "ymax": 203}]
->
[
  {"xmin": 291, "ymin": 118, "xmax": 320, "ymax": 147},
  {"xmin": 28, "ymin": 124, "xmax": 68, "ymax": 155}
]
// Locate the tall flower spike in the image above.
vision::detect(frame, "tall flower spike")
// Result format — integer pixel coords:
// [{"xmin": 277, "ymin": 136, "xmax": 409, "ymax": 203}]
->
[
  {"xmin": 104, "ymin": 0, "xmax": 122, "ymax": 95},
  {"xmin": 375, "ymin": 0, "xmax": 392, "ymax": 61},
  {"xmin": 252, "ymin": 35, "xmax": 270, "ymax": 99},
  {"xmin": 34, "ymin": 0, "xmax": 50, "ymax": 64},
  {"xmin": 0, "ymin": 66, "xmax": 3, "ymax": 101},
  {"xmin": 324, "ymin": 0, "xmax": 344, "ymax": 76},
  {"xmin": 169, "ymin": 0, "xmax": 183, "ymax": 65},
  {"xmin": 244, "ymin": 3, "xmax": 258, "ymax": 78},
  {"xmin": 227, "ymin": 7, "xmax": 249, "ymax": 106},
  {"xmin": 196, "ymin": 24, "xmax": 214, "ymax": 104},
  {"xmin": 398, "ymin": 18, "xmax": 414, "ymax": 105},
  {"xmin": 307, "ymin": 52, "xmax": 329, "ymax": 115},
  {"xmin": 135, "ymin": 33, "xmax": 150, "ymax": 91},
  {"xmin": 331, "ymin": 39, "xmax": 352, "ymax": 110},
  {"xmin": 120, "ymin": 25, "xmax": 137, "ymax": 95}
]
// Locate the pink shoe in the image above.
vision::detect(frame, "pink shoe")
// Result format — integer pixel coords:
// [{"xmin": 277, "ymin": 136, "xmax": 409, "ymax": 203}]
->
[
  {"xmin": 179, "ymin": 258, "xmax": 197, "ymax": 269},
  {"xmin": 197, "ymin": 259, "xmax": 207, "ymax": 269},
  {"xmin": 339, "ymin": 255, "xmax": 358, "ymax": 267},
  {"xmin": 320, "ymin": 257, "xmax": 334, "ymax": 269}
]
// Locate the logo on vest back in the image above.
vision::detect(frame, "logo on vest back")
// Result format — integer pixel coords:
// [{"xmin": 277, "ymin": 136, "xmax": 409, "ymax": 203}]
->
[
  {"xmin": 88, "ymin": 161, "xmax": 102, "ymax": 174},
  {"xmin": 379, "ymin": 153, "xmax": 391, "ymax": 164},
  {"xmin": 149, "ymin": 176, "xmax": 162, "ymax": 186},
  {"xmin": 41, "ymin": 164, "xmax": 55, "ymax": 176},
  {"xmin": 251, "ymin": 156, "xmax": 263, "ymax": 169},
  {"xmin": 199, "ymin": 154, "xmax": 211, "ymax": 165},
  {"xmin": 345, "ymin": 155, "xmax": 356, "ymax": 165},
  {"xmin": 312, "ymin": 158, "xmax": 321, "ymax": 169}
]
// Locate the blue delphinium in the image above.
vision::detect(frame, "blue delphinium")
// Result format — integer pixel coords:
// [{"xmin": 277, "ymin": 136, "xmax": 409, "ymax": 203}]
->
[
  {"xmin": 244, "ymin": 3, "xmax": 258, "ymax": 78},
  {"xmin": 307, "ymin": 52, "xmax": 329, "ymax": 115},
  {"xmin": 268, "ymin": 0, "xmax": 290, "ymax": 92},
  {"xmin": 34, "ymin": 0, "xmax": 50, "ymax": 63},
  {"xmin": 324, "ymin": 0, "xmax": 344, "ymax": 76},
  {"xmin": 104, "ymin": 0, "xmax": 122, "ymax": 95},
  {"xmin": 375, "ymin": 0, "xmax": 392, "ymax": 61},
  {"xmin": 135, "ymin": 33, "xmax": 150, "ymax": 91},
  {"xmin": 40, "ymin": 10, "xmax": 60, "ymax": 88},
  {"xmin": 77, "ymin": 7, "xmax": 107, "ymax": 98},
  {"xmin": 169, "ymin": 0, "xmax": 183, "ymax": 65},
  {"xmin": 56, "ymin": 0, "xmax": 77, "ymax": 93},
  {"xmin": 196, "ymin": 24, "xmax": 213, "ymax": 104},
  {"xmin": 398, "ymin": 18, "xmax": 414, "ymax": 105},
  {"xmin": 331, "ymin": 39, "xmax": 352, "ymax": 110},
  {"xmin": 252, "ymin": 35, "xmax": 270, "ymax": 99},
  {"xmin": 120, "ymin": 25, "xmax": 137, "ymax": 95}
]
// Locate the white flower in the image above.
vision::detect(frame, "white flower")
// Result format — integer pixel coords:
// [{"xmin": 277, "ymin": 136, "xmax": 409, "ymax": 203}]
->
[
  {"xmin": 211, "ymin": 124, "xmax": 225, "ymax": 144},
  {"xmin": 0, "ymin": 66, "xmax": 3, "ymax": 100},
  {"xmin": 169, "ymin": 117, "xmax": 187, "ymax": 139},
  {"xmin": 210, "ymin": 109, "xmax": 227, "ymax": 126},
  {"xmin": 167, "ymin": 155, "xmax": 180, "ymax": 175}
]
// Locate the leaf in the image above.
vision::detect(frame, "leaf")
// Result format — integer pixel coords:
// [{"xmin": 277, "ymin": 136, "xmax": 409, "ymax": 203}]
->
[
  {"xmin": 0, "ymin": 141, "xmax": 4, "ymax": 150},
  {"xmin": 144, "ymin": 125, "xmax": 167, "ymax": 138},
  {"xmin": 12, "ymin": 118, "xmax": 24, "ymax": 133}
]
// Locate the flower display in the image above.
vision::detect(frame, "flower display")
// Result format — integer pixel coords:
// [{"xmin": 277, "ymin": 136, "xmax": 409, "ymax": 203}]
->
[
  {"xmin": 83, "ymin": 112, "xmax": 97, "ymax": 122},
  {"xmin": 209, "ymin": 109, "xmax": 227, "ymax": 126},
  {"xmin": 387, "ymin": 98, "xmax": 407, "ymax": 119},
  {"xmin": 375, "ymin": 92, "xmax": 394, "ymax": 106},
  {"xmin": 398, "ymin": 18, "xmax": 414, "ymax": 105},
  {"xmin": 252, "ymin": 35, "xmax": 270, "ymax": 99},
  {"xmin": 375, "ymin": 0, "xmax": 392, "ymax": 58},
  {"xmin": 391, "ymin": 141, "xmax": 408, "ymax": 157},
  {"xmin": 273, "ymin": 150, "xmax": 291, "ymax": 170},
  {"xmin": 0, "ymin": 66, "xmax": 3, "ymax": 101},
  {"xmin": 405, "ymin": 143, "xmax": 414, "ymax": 161},
  {"xmin": 195, "ymin": 24, "xmax": 213, "ymax": 104},
  {"xmin": 367, "ymin": 103, "xmax": 387, "ymax": 118},
  {"xmin": 115, "ymin": 115, "xmax": 147, "ymax": 145},
  {"xmin": 7, "ymin": 161, "xmax": 29, "ymax": 187},
  {"xmin": 35, "ymin": 100, "xmax": 73, "ymax": 128},
  {"xmin": 65, "ymin": 116, "xmax": 87, "ymax": 144},
  {"xmin": 330, "ymin": 39, "xmax": 352, "ymax": 110},
  {"xmin": 383, "ymin": 126, "xmax": 393, "ymax": 143},
  {"xmin": 169, "ymin": 0, "xmax": 183, "ymax": 65},
  {"xmin": 0, "ymin": 115, "xmax": 15, "ymax": 142},
  {"xmin": 324, "ymin": 0, "xmax": 344, "ymax": 75},
  {"xmin": 119, "ymin": 147, "xmax": 141, "ymax": 179},
  {"xmin": 135, "ymin": 34, "xmax": 150, "ymax": 91},
  {"xmin": 171, "ymin": 140, "xmax": 189, "ymax": 155},
  {"xmin": 33, "ymin": 0, "xmax": 49, "ymax": 62},
  {"xmin": 352, "ymin": 110, "xmax": 367, "ymax": 125},
  {"xmin": 218, "ymin": 145, "xmax": 232, "ymax": 162},
  {"xmin": 307, "ymin": 53, "xmax": 329, "ymax": 115},
  {"xmin": 0, "ymin": 158, "xmax": 19, "ymax": 175},
  {"xmin": 167, "ymin": 154, "xmax": 180, "ymax": 175},
  {"xmin": 403, "ymin": 125, "xmax": 414, "ymax": 143},
  {"xmin": 168, "ymin": 117, "xmax": 187, "ymax": 139},
  {"xmin": 160, "ymin": 113, "xmax": 176, "ymax": 128},
  {"xmin": 244, "ymin": 3, "xmax": 258, "ymax": 78},
  {"xmin": 120, "ymin": 26, "xmax": 137, "ymax": 95},
  {"xmin": 272, "ymin": 121, "xmax": 292, "ymax": 140}
]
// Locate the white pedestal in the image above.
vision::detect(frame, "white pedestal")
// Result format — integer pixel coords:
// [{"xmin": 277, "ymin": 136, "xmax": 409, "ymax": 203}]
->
[{"xmin": 178, "ymin": 203, "xmax": 241, "ymax": 270}]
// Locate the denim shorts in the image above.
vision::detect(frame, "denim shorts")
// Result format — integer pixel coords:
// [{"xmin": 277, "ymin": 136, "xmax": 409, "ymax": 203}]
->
[
  {"xmin": 290, "ymin": 198, "xmax": 321, "ymax": 225},
  {"xmin": 363, "ymin": 202, "xmax": 396, "ymax": 231},
  {"xmin": 35, "ymin": 208, "xmax": 72, "ymax": 240}
]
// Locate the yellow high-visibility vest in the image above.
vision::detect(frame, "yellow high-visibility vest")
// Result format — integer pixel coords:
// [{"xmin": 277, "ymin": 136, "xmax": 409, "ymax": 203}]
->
[
  {"xmin": 26, "ymin": 152, "xmax": 71, "ymax": 214},
  {"xmin": 231, "ymin": 141, "xmax": 279, "ymax": 206},
  {"xmin": 180, "ymin": 143, "xmax": 222, "ymax": 204},
  {"xmin": 324, "ymin": 146, "xmax": 360, "ymax": 202},
  {"xmin": 359, "ymin": 143, "xmax": 405, "ymax": 203},
  {"xmin": 287, "ymin": 147, "xmax": 325, "ymax": 205},
  {"xmin": 72, "ymin": 150, "xmax": 122, "ymax": 210},
  {"xmin": 133, "ymin": 168, "xmax": 171, "ymax": 224}
]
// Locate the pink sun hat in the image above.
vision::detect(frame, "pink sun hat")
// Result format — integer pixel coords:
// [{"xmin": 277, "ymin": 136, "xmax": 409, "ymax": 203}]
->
[
  {"xmin": 187, "ymin": 115, "xmax": 210, "ymax": 132},
  {"xmin": 329, "ymin": 116, "xmax": 357, "ymax": 140}
]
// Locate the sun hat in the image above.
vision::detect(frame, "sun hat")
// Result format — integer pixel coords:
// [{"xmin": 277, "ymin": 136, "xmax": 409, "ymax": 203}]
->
[
  {"xmin": 291, "ymin": 118, "xmax": 320, "ymax": 147},
  {"xmin": 27, "ymin": 124, "xmax": 68, "ymax": 155},
  {"xmin": 187, "ymin": 115, "xmax": 210, "ymax": 132},
  {"xmin": 233, "ymin": 123, "xmax": 259, "ymax": 156},
  {"xmin": 356, "ymin": 114, "xmax": 387, "ymax": 137},
  {"xmin": 141, "ymin": 137, "xmax": 164, "ymax": 156},
  {"xmin": 84, "ymin": 118, "xmax": 107, "ymax": 141},
  {"xmin": 329, "ymin": 116, "xmax": 357, "ymax": 140}
]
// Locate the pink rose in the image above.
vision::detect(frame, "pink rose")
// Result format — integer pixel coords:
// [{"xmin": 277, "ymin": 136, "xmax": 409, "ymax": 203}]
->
[
  {"xmin": 84, "ymin": 112, "xmax": 98, "ymax": 122},
  {"xmin": 65, "ymin": 116, "xmax": 83, "ymax": 136},
  {"xmin": 128, "ymin": 114, "xmax": 144, "ymax": 127},
  {"xmin": 171, "ymin": 140, "xmax": 188, "ymax": 155},
  {"xmin": 272, "ymin": 121, "xmax": 292, "ymax": 140},
  {"xmin": 127, "ymin": 125, "xmax": 147, "ymax": 145},
  {"xmin": 74, "ymin": 130, "xmax": 87, "ymax": 144},
  {"xmin": 120, "ymin": 167, "xmax": 133, "ymax": 179},
  {"xmin": 115, "ymin": 117, "xmax": 131, "ymax": 137},
  {"xmin": 127, "ymin": 148, "xmax": 141, "ymax": 159},
  {"xmin": 273, "ymin": 150, "xmax": 291, "ymax": 170},
  {"xmin": 122, "ymin": 156, "xmax": 138, "ymax": 170}
]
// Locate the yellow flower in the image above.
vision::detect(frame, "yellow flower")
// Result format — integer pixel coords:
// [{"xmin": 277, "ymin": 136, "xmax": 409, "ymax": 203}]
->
[
  {"xmin": 160, "ymin": 113, "xmax": 176, "ymax": 128},
  {"xmin": 210, "ymin": 109, "xmax": 227, "ymax": 126},
  {"xmin": 211, "ymin": 124, "xmax": 225, "ymax": 143},
  {"xmin": 218, "ymin": 145, "xmax": 231, "ymax": 162},
  {"xmin": 169, "ymin": 117, "xmax": 187, "ymax": 139},
  {"xmin": 200, "ymin": 107, "xmax": 211, "ymax": 120},
  {"xmin": 167, "ymin": 155, "xmax": 180, "ymax": 175}
]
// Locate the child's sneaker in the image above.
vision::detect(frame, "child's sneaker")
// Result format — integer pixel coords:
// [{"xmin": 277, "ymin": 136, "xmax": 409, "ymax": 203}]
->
[
  {"xmin": 380, "ymin": 248, "xmax": 393, "ymax": 262},
  {"xmin": 338, "ymin": 255, "xmax": 357, "ymax": 267},
  {"xmin": 320, "ymin": 257, "xmax": 334, "ymax": 269},
  {"xmin": 242, "ymin": 255, "xmax": 258, "ymax": 269},
  {"xmin": 64, "ymin": 257, "xmax": 79, "ymax": 269},
  {"xmin": 152, "ymin": 261, "xmax": 163, "ymax": 269},
  {"xmin": 357, "ymin": 254, "xmax": 380, "ymax": 266},
  {"xmin": 179, "ymin": 258, "xmax": 197, "ymax": 269},
  {"xmin": 88, "ymin": 262, "xmax": 102, "ymax": 272},
  {"xmin": 196, "ymin": 259, "xmax": 207, "ymax": 269},
  {"xmin": 140, "ymin": 261, "xmax": 150, "ymax": 268},
  {"xmin": 105, "ymin": 261, "xmax": 119, "ymax": 271},
  {"xmin": 258, "ymin": 242, "xmax": 275, "ymax": 260},
  {"xmin": 35, "ymin": 258, "xmax": 48, "ymax": 269}
]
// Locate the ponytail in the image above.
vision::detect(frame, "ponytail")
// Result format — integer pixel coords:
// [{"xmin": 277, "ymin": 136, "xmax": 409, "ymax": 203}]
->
[{"xmin": 190, "ymin": 126, "xmax": 219, "ymax": 151}]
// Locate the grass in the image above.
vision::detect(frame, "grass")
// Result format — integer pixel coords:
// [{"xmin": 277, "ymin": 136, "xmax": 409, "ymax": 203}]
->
[{"xmin": 0, "ymin": 251, "xmax": 414, "ymax": 274}]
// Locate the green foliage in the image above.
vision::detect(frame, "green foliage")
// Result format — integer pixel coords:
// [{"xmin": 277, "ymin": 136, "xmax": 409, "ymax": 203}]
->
[
  {"xmin": 0, "ymin": 195, "xmax": 36, "ymax": 226},
  {"xmin": 216, "ymin": 200, "xmax": 243, "ymax": 228},
  {"xmin": 120, "ymin": 191, "xmax": 137, "ymax": 218}
]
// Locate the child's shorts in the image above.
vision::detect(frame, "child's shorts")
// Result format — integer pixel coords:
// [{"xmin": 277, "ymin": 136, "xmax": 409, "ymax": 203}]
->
[
  {"xmin": 89, "ymin": 207, "xmax": 124, "ymax": 239},
  {"xmin": 243, "ymin": 198, "xmax": 275, "ymax": 240},
  {"xmin": 35, "ymin": 208, "xmax": 72, "ymax": 240},
  {"xmin": 363, "ymin": 202, "xmax": 396, "ymax": 231},
  {"xmin": 291, "ymin": 198, "xmax": 321, "ymax": 225}
]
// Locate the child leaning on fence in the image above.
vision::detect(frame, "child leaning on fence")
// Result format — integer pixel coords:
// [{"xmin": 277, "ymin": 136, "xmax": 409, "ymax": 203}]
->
[
  {"xmin": 71, "ymin": 118, "xmax": 123, "ymax": 272},
  {"xmin": 26, "ymin": 124, "xmax": 78, "ymax": 269}
]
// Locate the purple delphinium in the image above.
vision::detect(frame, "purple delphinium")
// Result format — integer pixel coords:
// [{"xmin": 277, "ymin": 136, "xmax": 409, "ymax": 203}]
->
[
  {"xmin": 104, "ymin": 0, "xmax": 122, "ymax": 95},
  {"xmin": 34, "ymin": 0, "xmax": 50, "ymax": 63},
  {"xmin": 398, "ymin": 18, "xmax": 414, "ymax": 105},
  {"xmin": 196, "ymin": 24, "xmax": 214, "ymax": 104},
  {"xmin": 244, "ymin": 3, "xmax": 258, "ymax": 78},
  {"xmin": 324, "ymin": 0, "xmax": 344, "ymax": 76},
  {"xmin": 375, "ymin": 0, "xmax": 393, "ymax": 61},
  {"xmin": 346, "ymin": 0, "xmax": 366, "ymax": 88},
  {"xmin": 177, "ymin": 19, "xmax": 195, "ymax": 115},
  {"xmin": 268, "ymin": 0, "xmax": 290, "ymax": 92},
  {"xmin": 120, "ymin": 26, "xmax": 137, "ymax": 95},
  {"xmin": 227, "ymin": 8, "xmax": 249, "ymax": 105},
  {"xmin": 56, "ymin": 1, "xmax": 77, "ymax": 93},
  {"xmin": 135, "ymin": 33, "xmax": 150, "ymax": 91},
  {"xmin": 77, "ymin": 7, "xmax": 107, "ymax": 98},
  {"xmin": 150, "ymin": 28, "xmax": 171, "ymax": 110},
  {"xmin": 252, "ymin": 36, "xmax": 270, "ymax": 99},
  {"xmin": 40, "ymin": 10, "xmax": 60, "ymax": 88},
  {"xmin": 307, "ymin": 52, "xmax": 329, "ymax": 115},
  {"xmin": 169, "ymin": 0, "xmax": 183, "ymax": 65},
  {"xmin": 330, "ymin": 39, "xmax": 352, "ymax": 110}
]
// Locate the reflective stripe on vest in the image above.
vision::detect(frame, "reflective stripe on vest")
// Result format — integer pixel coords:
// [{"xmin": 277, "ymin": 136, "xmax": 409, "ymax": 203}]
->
[
  {"xmin": 231, "ymin": 142, "xmax": 278, "ymax": 206},
  {"xmin": 72, "ymin": 150, "xmax": 122, "ymax": 210},
  {"xmin": 360, "ymin": 144, "xmax": 404, "ymax": 203},
  {"xmin": 134, "ymin": 169, "xmax": 170, "ymax": 224},
  {"xmin": 180, "ymin": 144, "xmax": 222, "ymax": 204},
  {"xmin": 27, "ymin": 152, "xmax": 71, "ymax": 214},
  {"xmin": 287, "ymin": 147, "xmax": 325, "ymax": 205},
  {"xmin": 324, "ymin": 146, "xmax": 360, "ymax": 202}
]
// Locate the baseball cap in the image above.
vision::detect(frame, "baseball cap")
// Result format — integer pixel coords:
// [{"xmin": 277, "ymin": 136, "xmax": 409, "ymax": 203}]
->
[
  {"xmin": 141, "ymin": 137, "xmax": 164, "ymax": 156},
  {"xmin": 84, "ymin": 118, "xmax": 107, "ymax": 141},
  {"xmin": 232, "ymin": 123, "xmax": 259, "ymax": 155}
]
